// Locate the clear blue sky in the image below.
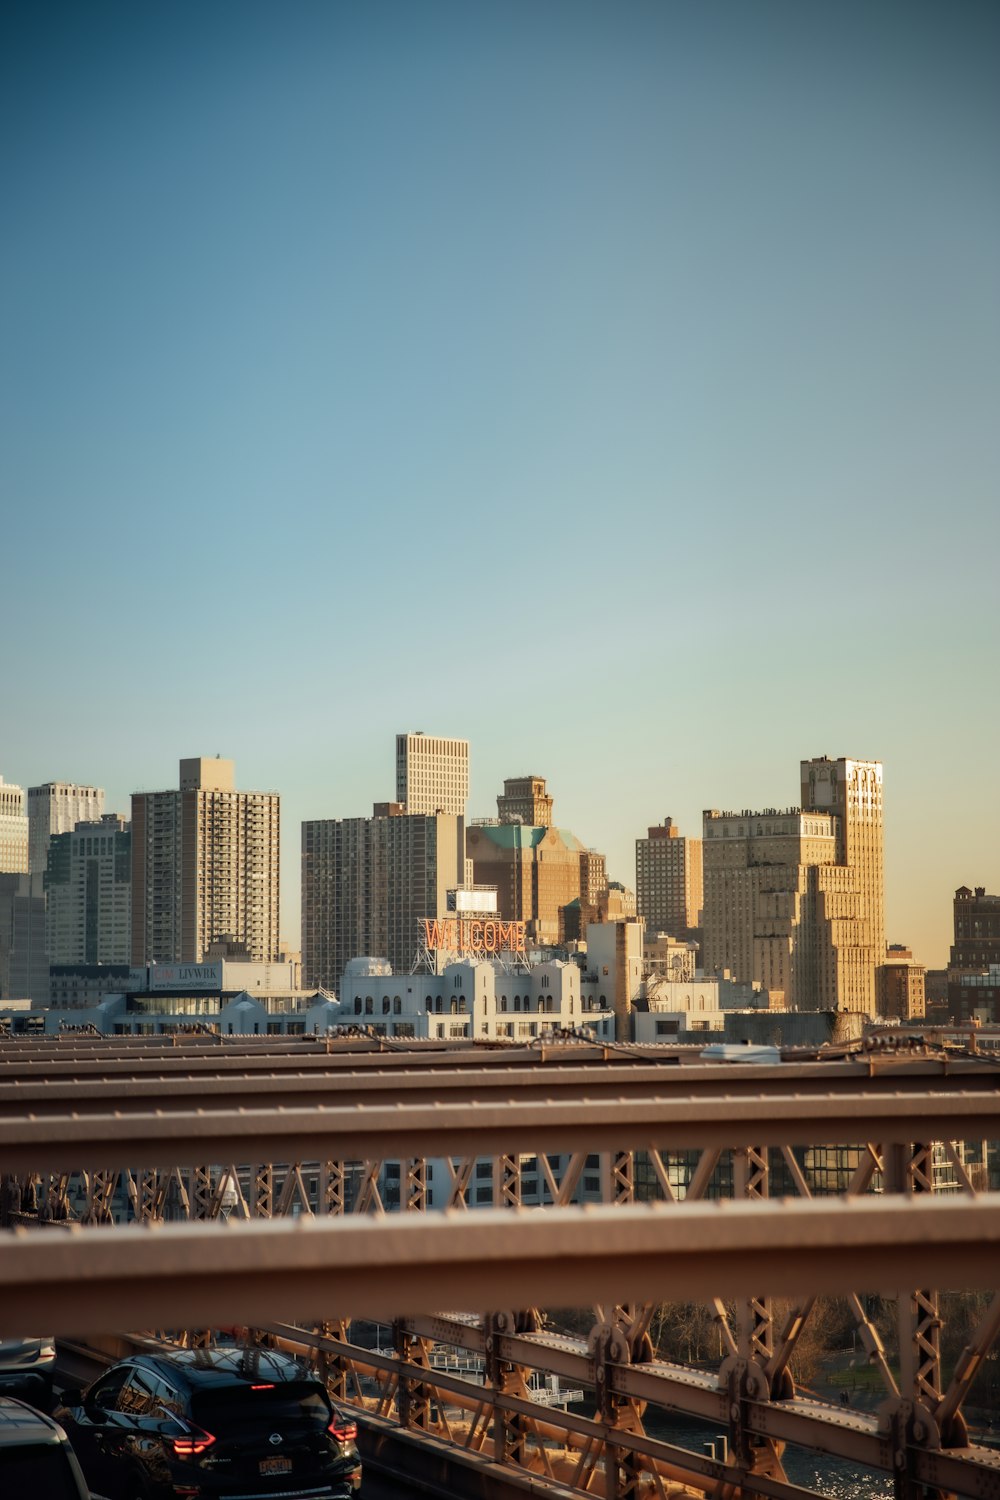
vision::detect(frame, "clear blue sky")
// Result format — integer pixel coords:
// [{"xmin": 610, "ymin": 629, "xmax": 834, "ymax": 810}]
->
[{"xmin": 2, "ymin": 2, "xmax": 998, "ymax": 967}]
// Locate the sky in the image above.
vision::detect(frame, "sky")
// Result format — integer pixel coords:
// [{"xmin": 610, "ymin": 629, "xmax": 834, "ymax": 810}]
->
[{"xmin": 2, "ymin": 2, "xmax": 998, "ymax": 969}]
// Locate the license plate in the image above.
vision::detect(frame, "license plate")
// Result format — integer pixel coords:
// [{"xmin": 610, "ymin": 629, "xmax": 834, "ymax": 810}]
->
[{"xmin": 260, "ymin": 1456, "xmax": 293, "ymax": 1475}]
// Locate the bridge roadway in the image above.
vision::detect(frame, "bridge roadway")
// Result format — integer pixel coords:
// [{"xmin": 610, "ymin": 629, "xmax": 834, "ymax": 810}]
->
[{"xmin": 4, "ymin": 1034, "xmax": 1000, "ymax": 1500}]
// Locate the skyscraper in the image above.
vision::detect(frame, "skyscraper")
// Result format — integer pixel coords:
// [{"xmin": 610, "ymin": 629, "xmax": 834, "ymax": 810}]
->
[
  {"xmin": 0, "ymin": 776, "xmax": 28, "ymax": 874},
  {"xmin": 302, "ymin": 806, "xmax": 465, "ymax": 988},
  {"xmin": 635, "ymin": 818, "xmax": 703, "ymax": 936},
  {"xmin": 28, "ymin": 782, "xmax": 105, "ymax": 876},
  {"xmin": 131, "ymin": 758, "xmax": 280, "ymax": 964},
  {"xmin": 45, "ymin": 814, "xmax": 131, "ymax": 965},
  {"xmin": 395, "ymin": 733, "xmax": 469, "ymax": 816},
  {"xmin": 702, "ymin": 756, "xmax": 885, "ymax": 1014},
  {"xmin": 801, "ymin": 755, "xmax": 885, "ymax": 996}
]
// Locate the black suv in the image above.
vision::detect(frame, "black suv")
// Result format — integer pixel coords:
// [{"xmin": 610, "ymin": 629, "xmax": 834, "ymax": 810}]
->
[
  {"xmin": 54, "ymin": 1348, "xmax": 361, "ymax": 1499},
  {"xmin": 0, "ymin": 1393, "xmax": 108, "ymax": 1499}
]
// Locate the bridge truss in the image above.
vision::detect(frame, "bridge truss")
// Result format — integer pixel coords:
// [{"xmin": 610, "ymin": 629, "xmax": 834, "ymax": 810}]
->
[{"xmin": 2, "ymin": 1035, "xmax": 1000, "ymax": 1500}]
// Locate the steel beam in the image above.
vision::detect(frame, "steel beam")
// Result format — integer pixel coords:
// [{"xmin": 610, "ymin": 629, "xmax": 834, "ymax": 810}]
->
[
  {"xmin": 3, "ymin": 1194, "xmax": 1000, "ymax": 1339},
  {"xmin": 2, "ymin": 1089, "xmax": 999, "ymax": 1174}
]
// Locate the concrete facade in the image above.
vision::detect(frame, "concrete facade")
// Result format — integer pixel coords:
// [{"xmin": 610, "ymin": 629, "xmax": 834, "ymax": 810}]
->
[
  {"xmin": 497, "ymin": 776, "xmax": 553, "ymax": 828},
  {"xmin": 635, "ymin": 818, "xmax": 703, "ymax": 936},
  {"xmin": 877, "ymin": 944, "xmax": 926, "ymax": 1021},
  {"xmin": 45, "ymin": 814, "xmax": 131, "ymax": 965},
  {"xmin": 701, "ymin": 757, "xmax": 885, "ymax": 1016},
  {"xmin": 131, "ymin": 758, "xmax": 280, "ymax": 965},
  {"xmin": 301, "ymin": 808, "xmax": 465, "ymax": 989},
  {"xmin": 395, "ymin": 733, "xmax": 469, "ymax": 816},
  {"xmin": 28, "ymin": 782, "xmax": 104, "ymax": 876},
  {"xmin": 336, "ymin": 954, "xmax": 614, "ymax": 1043}
]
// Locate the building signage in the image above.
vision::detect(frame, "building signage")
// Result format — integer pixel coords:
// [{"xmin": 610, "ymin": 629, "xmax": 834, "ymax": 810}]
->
[
  {"xmin": 147, "ymin": 961, "xmax": 224, "ymax": 992},
  {"xmin": 422, "ymin": 918, "xmax": 526, "ymax": 955}
]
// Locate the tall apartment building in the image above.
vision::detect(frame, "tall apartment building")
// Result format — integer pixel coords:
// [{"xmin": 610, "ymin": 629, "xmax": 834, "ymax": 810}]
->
[
  {"xmin": 635, "ymin": 818, "xmax": 703, "ymax": 936},
  {"xmin": 28, "ymin": 782, "xmax": 105, "ymax": 876},
  {"xmin": 302, "ymin": 806, "xmax": 465, "ymax": 988},
  {"xmin": 131, "ymin": 758, "xmax": 279, "ymax": 965},
  {"xmin": 45, "ymin": 814, "xmax": 131, "ymax": 965},
  {"xmin": 702, "ymin": 757, "xmax": 884, "ymax": 1014},
  {"xmin": 497, "ymin": 776, "xmax": 553, "ymax": 828},
  {"xmin": 0, "ymin": 776, "xmax": 28, "ymax": 874},
  {"xmin": 395, "ymin": 733, "xmax": 469, "ymax": 816}
]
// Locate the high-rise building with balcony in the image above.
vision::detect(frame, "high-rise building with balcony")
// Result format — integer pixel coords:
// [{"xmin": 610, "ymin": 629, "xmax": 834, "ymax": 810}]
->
[
  {"xmin": 28, "ymin": 782, "xmax": 105, "ymax": 876},
  {"xmin": 131, "ymin": 758, "xmax": 279, "ymax": 964},
  {"xmin": 635, "ymin": 818, "xmax": 703, "ymax": 937},
  {"xmin": 395, "ymin": 733, "xmax": 469, "ymax": 816}
]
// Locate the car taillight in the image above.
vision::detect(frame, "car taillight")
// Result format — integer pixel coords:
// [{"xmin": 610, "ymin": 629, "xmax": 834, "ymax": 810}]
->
[
  {"xmin": 328, "ymin": 1415, "xmax": 357, "ymax": 1442},
  {"xmin": 170, "ymin": 1425, "xmax": 216, "ymax": 1456}
]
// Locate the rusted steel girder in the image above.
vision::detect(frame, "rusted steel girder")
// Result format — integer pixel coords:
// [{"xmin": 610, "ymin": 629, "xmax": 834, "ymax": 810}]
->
[
  {"xmin": 3, "ymin": 1089, "xmax": 1000, "ymax": 1175},
  {"xmin": 3, "ymin": 1194, "xmax": 1000, "ymax": 1340}
]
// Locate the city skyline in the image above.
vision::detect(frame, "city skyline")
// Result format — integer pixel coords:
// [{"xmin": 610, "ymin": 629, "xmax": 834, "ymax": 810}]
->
[
  {"xmin": 0, "ymin": 736, "xmax": 992, "ymax": 971},
  {"xmin": 3, "ymin": 4, "xmax": 997, "ymax": 972}
]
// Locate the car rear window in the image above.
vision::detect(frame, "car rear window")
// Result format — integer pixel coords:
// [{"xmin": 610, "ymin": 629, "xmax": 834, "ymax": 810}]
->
[
  {"xmin": 0, "ymin": 1443, "xmax": 83, "ymax": 1498},
  {"xmin": 192, "ymin": 1381, "xmax": 332, "ymax": 1431}
]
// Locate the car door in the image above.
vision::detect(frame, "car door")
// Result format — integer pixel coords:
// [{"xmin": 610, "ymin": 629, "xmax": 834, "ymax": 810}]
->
[{"xmin": 60, "ymin": 1365, "xmax": 132, "ymax": 1497}]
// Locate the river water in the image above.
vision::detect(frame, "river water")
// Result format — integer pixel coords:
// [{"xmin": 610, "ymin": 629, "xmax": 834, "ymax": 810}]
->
[{"xmin": 639, "ymin": 1413, "xmax": 893, "ymax": 1497}]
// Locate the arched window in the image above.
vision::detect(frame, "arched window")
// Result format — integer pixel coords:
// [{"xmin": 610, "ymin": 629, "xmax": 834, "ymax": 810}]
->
[
  {"xmin": 501, "ymin": 998, "xmax": 508, "ymax": 1012},
  {"xmin": 354, "ymin": 998, "xmax": 362, "ymax": 1015},
  {"xmin": 364, "ymin": 996, "xmax": 373, "ymax": 1015},
  {"xmin": 393, "ymin": 997, "xmax": 401, "ymax": 1014},
  {"xmin": 425, "ymin": 997, "xmax": 432, "ymax": 1012},
  {"xmin": 451, "ymin": 997, "xmax": 458, "ymax": 1015},
  {"xmin": 382, "ymin": 997, "xmax": 390, "ymax": 1014},
  {"xmin": 435, "ymin": 996, "xmax": 443, "ymax": 1013}
]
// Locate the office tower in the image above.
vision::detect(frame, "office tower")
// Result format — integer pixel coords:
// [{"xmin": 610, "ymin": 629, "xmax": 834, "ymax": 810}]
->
[
  {"xmin": 635, "ymin": 818, "xmax": 703, "ymax": 936},
  {"xmin": 302, "ymin": 807, "xmax": 465, "ymax": 988},
  {"xmin": 0, "ymin": 777, "xmax": 38, "ymax": 999},
  {"xmin": 466, "ymin": 822, "xmax": 608, "ymax": 948},
  {"xmin": 0, "ymin": 776, "xmax": 28, "ymax": 874},
  {"xmin": 801, "ymin": 756, "xmax": 885, "ymax": 992},
  {"xmin": 131, "ymin": 758, "xmax": 279, "ymax": 964},
  {"xmin": 45, "ymin": 814, "xmax": 131, "ymax": 965},
  {"xmin": 28, "ymin": 782, "xmax": 105, "ymax": 876},
  {"xmin": 497, "ymin": 776, "xmax": 553, "ymax": 828},
  {"xmin": 395, "ymin": 733, "xmax": 469, "ymax": 816},
  {"xmin": 702, "ymin": 755, "xmax": 884, "ymax": 1014},
  {"xmin": 950, "ymin": 886, "xmax": 1000, "ymax": 970}
]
